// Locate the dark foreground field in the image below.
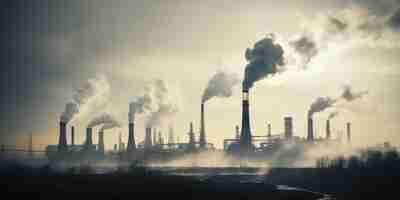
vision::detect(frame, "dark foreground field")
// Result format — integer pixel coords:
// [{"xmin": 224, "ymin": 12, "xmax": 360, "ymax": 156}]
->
[{"xmin": 1, "ymin": 173, "xmax": 324, "ymax": 200}]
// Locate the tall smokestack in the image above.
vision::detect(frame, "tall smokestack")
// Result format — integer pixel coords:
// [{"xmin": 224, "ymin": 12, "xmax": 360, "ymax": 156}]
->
[
  {"xmin": 267, "ymin": 123, "xmax": 271, "ymax": 137},
  {"xmin": 153, "ymin": 128, "xmax": 157, "ymax": 146},
  {"xmin": 307, "ymin": 117, "xmax": 314, "ymax": 142},
  {"xmin": 58, "ymin": 121, "xmax": 68, "ymax": 152},
  {"xmin": 71, "ymin": 126, "xmax": 75, "ymax": 146},
  {"xmin": 240, "ymin": 89, "xmax": 253, "ymax": 151},
  {"xmin": 346, "ymin": 122, "xmax": 351, "ymax": 143},
  {"xmin": 284, "ymin": 117, "xmax": 293, "ymax": 139},
  {"xmin": 188, "ymin": 122, "xmax": 196, "ymax": 151},
  {"xmin": 127, "ymin": 121, "xmax": 136, "ymax": 152},
  {"xmin": 199, "ymin": 103, "xmax": 206, "ymax": 149},
  {"xmin": 144, "ymin": 127, "xmax": 152, "ymax": 149},
  {"xmin": 326, "ymin": 120, "xmax": 331, "ymax": 140},
  {"xmin": 98, "ymin": 130, "xmax": 104, "ymax": 154},
  {"xmin": 235, "ymin": 125, "xmax": 240, "ymax": 140},
  {"xmin": 85, "ymin": 127, "xmax": 93, "ymax": 147}
]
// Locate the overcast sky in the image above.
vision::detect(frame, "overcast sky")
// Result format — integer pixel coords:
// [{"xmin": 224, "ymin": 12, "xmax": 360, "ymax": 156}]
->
[{"xmin": 2, "ymin": 0, "xmax": 400, "ymax": 150}]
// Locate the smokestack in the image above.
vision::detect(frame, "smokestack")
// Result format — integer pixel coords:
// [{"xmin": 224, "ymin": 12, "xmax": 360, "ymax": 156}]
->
[
  {"xmin": 267, "ymin": 123, "xmax": 271, "ymax": 137},
  {"xmin": 153, "ymin": 128, "xmax": 157, "ymax": 146},
  {"xmin": 235, "ymin": 125, "xmax": 240, "ymax": 140},
  {"xmin": 240, "ymin": 89, "xmax": 253, "ymax": 151},
  {"xmin": 326, "ymin": 120, "xmax": 331, "ymax": 140},
  {"xmin": 284, "ymin": 117, "xmax": 293, "ymax": 139},
  {"xmin": 127, "ymin": 121, "xmax": 136, "ymax": 152},
  {"xmin": 307, "ymin": 117, "xmax": 314, "ymax": 142},
  {"xmin": 346, "ymin": 122, "xmax": 351, "ymax": 143},
  {"xmin": 71, "ymin": 126, "xmax": 75, "ymax": 146},
  {"xmin": 98, "ymin": 130, "xmax": 104, "ymax": 154},
  {"xmin": 58, "ymin": 121, "xmax": 68, "ymax": 152},
  {"xmin": 188, "ymin": 122, "xmax": 196, "ymax": 151},
  {"xmin": 144, "ymin": 127, "xmax": 152, "ymax": 149},
  {"xmin": 199, "ymin": 103, "xmax": 206, "ymax": 149},
  {"xmin": 85, "ymin": 127, "xmax": 93, "ymax": 147},
  {"xmin": 168, "ymin": 126, "xmax": 174, "ymax": 146}
]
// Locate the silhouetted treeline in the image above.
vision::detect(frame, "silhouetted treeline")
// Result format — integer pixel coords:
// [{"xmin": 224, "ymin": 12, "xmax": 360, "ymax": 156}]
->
[{"xmin": 266, "ymin": 145, "xmax": 400, "ymax": 200}]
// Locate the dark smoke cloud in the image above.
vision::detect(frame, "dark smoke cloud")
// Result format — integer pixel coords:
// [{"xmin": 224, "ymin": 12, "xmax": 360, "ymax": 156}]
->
[
  {"xmin": 388, "ymin": 8, "xmax": 400, "ymax": 31},
  {"xmin": 341, "ymin": 85, "xmax": 368, "ymax": 102},
  {"xmin": 88, "ymin": 113, "xmax": 121, "ymax": 128},
  {"xmin": 308, "ymin": 97, "xmax": 337, "ymax": 118},
  {"xmin": 352, "ymin": 0, "xmax": 400, "ymax": 16},
  {"xmin": 60, "ymin": 74, "xmax": 110, "ymax": 123},
  {"xmin": 289, "ymin": 36, "xmax": 318, "ymax": 66},
  {"xmin": 129, "ymin": 79, "xmax": 179, "ymax": 127},
  {"xmin": 243, "ymin": 34, "xmax": 285, "ymax": 90},
  {"xmin": 202, "ymin": 71, "xmax": 240, "ymax": 103},
  {"xmin": 327, "ymin": 16, "xmax": 348, "ymax": 34}
]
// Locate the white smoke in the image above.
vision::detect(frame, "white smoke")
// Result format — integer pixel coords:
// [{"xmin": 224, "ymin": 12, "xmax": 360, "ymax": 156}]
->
[
  {"xmin": 60, "ymin": 74, "xmax": 110, "ymax": 123},
  {"xmin": 129, "ymin": 79, "xmax": 179, "ymax": 127},
  {"xmin": 88, "ymin": 113, "xmax": 121, "ymax": 129},
  {"xmin": 202, "ymin": 71, "xmax": 240, "ymax": 103}
]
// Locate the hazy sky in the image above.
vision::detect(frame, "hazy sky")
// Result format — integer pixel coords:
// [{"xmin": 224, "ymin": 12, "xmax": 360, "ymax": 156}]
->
[{"xmin": 2, "ymin": 0, "xmax": 400, "ymax": 150}]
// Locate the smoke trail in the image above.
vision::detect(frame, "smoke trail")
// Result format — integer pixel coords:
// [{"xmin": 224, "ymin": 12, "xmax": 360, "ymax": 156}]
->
[
  {"xmin": 129, "ymin": 79, "xmax": 179, "ymax": 127},
  {"xmin": 100, "ymin": 122, "xmax": 121, "ymax": 131},
  {"xmin": 243, "ymin": 34, "xmax": 285, "ymax": 90},
  {"xmin": 308, "ymin": 97, "xmax": 337, "ymax": 117},
  {"xmin": 341, "ymin": 85, "xmax": 368, "ymax": 102},
  {"xmin": 60, "ymin": 74, "xmax": 110, "ymax": 123},
  {"xmin": 88, "ymin": 113, "xmax": 121, "ymax": 128},
  {"xmin": 202, "ymin": 71, "xmax": 240, "ymax": 103},
  {"xmin": 328, "ymin": 111, "xmax": 339, "ymax": 119},
  {"xmin": 289, "ymin": 35, "xmax": 318, "ymax": 68}
]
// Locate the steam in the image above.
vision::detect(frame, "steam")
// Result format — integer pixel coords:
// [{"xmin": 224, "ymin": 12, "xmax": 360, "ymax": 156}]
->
[
  {"xmin": 60, "ymin": 74, "xmax": 110, "ymax": 123},
  {"xmin": 202, "ymin": 71, "xmax": 240, "ymax": 103},
  {"xmin": 129, "ymin": 79, "xmax": 179, "ymax": 127},
  {"xmin": 243, "ymin": 34, "xmax": 285, "ymax": 90},
  {"xmin": 88, "ymin": 113, "xmax": 121, "ymax": 129},
  {"xmin": 308, "ymin": 97, "xmax": 337, "ymax": 118},
  {"xmin": 341, "ymin": 85, "xmax": 368, "ymax": 102}
]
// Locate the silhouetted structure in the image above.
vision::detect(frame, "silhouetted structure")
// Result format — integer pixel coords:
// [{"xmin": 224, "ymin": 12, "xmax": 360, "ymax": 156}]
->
[
  {"xmin": 199, "ymin": 103, "xmax": 206, "ymax": 149},
  {"xmin": 284, "ymin": 117, "xmax": 293, "ymax": 139},
  {"xmin": 188, "ymin": 122, "xmax": 196, "ymax": 151},
  {"xmin": 71, "ymin": 126, "xmax": 75, "ymax": 146},
  {"xmin": 127, "ymin": 121, "xmax": 136, "ymax": 152},
  {"xmin": 307, "ymin": 117, "xmax": 314, "ymax": 142},
  {"xmin": 85, "ymin": 127, "xmax": 93, "ymax": 148},
  {"xmin": 347, "ymin": 122, "xmax": 351, "ymax": 143},
  {"xmin": 240, "ymin": 89, "xmax": 253, "ymax": 152},
  {"xmin": 267, "ymin": 123, "xmax": 271, "ymax": 137},
  {"xmin": 58, "ymin": 121, "xmax": 68, "ymax": 152},
  {"xmin": 144, "ymin": 127, "xmax": 152, "ymax": 150},
  {"xmin": 235, "ymin": 125, "xmax": 240, "ymax": 140},
  {"xmin": 326, "ymin": 120, "xmax": 331, "ymax": 140},
  {"xmin": 98, "ymin": 130, "xmax": 105, "ymax": 154}
]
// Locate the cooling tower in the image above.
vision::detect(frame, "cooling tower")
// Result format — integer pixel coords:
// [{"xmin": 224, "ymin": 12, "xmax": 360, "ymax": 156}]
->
[
  {"xmin": 98, "ymin": 130, "xmax": 104, "ymax": 154},
  {"xmin": 284, "ymin": 117, "xmax": 293, "ymax": 139},
  {"xmin": 307, "ymin": 117, "xmax": 314, "ymax": 141},
  {"xmin": 58, "ymin": 121, "xmax": 68, "ymax": 152},
  {"xmin": 188, "ymin": 122, "xmax": 196, "ymax": 151},
  {"xmin": 326, "ymin": 120, "xmax": 331, "ymax": 140},
  {"xmin": 127, "ymin": 122, "xmax": 136, "ymax": 152},
  {"xmin": 240, "ymin": 89, "xmax": 253, "ymax": 151},
  {"xmin": 199, "ymin": 103, "xmax": 206, "ymax": 149}
]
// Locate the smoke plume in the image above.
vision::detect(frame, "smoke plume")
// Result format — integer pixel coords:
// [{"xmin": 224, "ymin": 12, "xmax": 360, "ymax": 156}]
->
[
  {"xmin": 308, "ymin": 97, "xmax": 337, "ymax": 117},
  {"xmin": 129, "ymin": 79, "xmax": 179, "ymax": 127},
  {"xmin": 100, "ymin": 122, "xmax": 121, "ymax": 132},
  {"xmin": 341, "ymin": 85, "xmax": 368, "ymax": 102},
  {"xmin": 88, "ymin": 113, "xmax": 121, "ymax": 129},
  {"xmin": 60, "ymin": 74, "xmax": 110, "ymax": 123},
  {"xmin": 202, "ymin": 71, "xmax": 240, "ymax": 103},
  {"xmin": 289, "ymin": 35, "xmax": 318, "ymax": 67},
  {"xmin": 243, "ymin": 34, "xmax": 285, "ymax": 90}
]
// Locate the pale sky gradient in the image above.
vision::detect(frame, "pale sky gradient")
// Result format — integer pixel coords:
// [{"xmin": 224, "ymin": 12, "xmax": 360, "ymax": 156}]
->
[{"xmin": 2, "ymin": 0, "xmax": 400, "ymax": 150}]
